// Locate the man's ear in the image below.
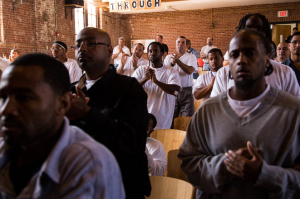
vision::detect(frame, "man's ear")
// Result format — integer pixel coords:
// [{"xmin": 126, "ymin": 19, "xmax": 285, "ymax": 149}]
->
[
  {"xmin": 107, "ymin": 45, "xmax": 113, "ymax": 57},
  {"xmin": 265, "ymin": 53, "xmax": 271, "ymax": 68},
  {"xmin": 56, "ymin": 92, "xmax": 71, "ymax": 116}
]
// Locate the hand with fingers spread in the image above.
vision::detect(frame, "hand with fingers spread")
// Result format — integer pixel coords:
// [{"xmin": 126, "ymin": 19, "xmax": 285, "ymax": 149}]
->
[
  {"xmin": 66, "ymin": 85, "xmax": 90, "ymax": 121},
  {"xmin": 224, "ymin": 141, "xmax": 263, "ymax": 183}
]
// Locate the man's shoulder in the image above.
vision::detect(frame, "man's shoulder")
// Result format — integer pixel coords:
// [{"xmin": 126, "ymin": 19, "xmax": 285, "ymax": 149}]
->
[{"xmin": 273, "ymin": 87, "xmax": 300, "ymax": 111}]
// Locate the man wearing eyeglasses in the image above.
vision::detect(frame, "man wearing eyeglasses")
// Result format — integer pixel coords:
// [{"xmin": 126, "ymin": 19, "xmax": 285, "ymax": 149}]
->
[
  {"xmin": 275, "ymin": 42, "xmax": 290, "ymax": 63},
  {"xmin": 51, "ymin": 41, "xmax": 82, "ymax": 83},
  {"xmin": 283, "ymin": 32, "xmax": 300, "ymax": 86},
  {"xmin": 112, "ymin": 37, "xmax": 131, "ymax": 69},
  {"xmin": 67, "ymin": 27, "xmax": 151, "ymax": 199}
]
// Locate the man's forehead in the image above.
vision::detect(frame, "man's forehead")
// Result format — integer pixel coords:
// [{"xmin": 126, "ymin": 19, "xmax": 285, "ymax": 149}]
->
[
  {"xmin": 230, "ymin": 33, "xmax": 260, "ymax": 49},
  {"xmin": 177, "ymin": 38, "xmax": 186, "ymax": 42},
  {"xmin": 292, "ymin": 35, "xmax": 300, "ymax": 41}
]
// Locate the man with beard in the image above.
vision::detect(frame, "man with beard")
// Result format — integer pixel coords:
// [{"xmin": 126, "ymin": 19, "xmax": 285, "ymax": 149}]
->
[
  {"xmin": 164, "ymin": 36, "xmax": 198, "ymax": 122},
  {"xmin": 133, "ymin": 42, "xmax": 181, "ymax": 130},
  {"xmin": 193, "ymin": 48, "xmax": 223, "ymax": 101},
  {"xmin": 0, "ymin": 53, "xmax": 125, "ymax": 198},
  {"xmin": 211, "ymin": 13, "xmax": 300, "ymax": 99},
  {"xmin": 117, "ymin": 43, "xmax": 148, "ymax": 76},
  {"xmin": 275, "ymin": 42, "xmax": 290, "ymax": 63},
  {"xmin": 178, "ymin": 29, "xmax": 300, "ymax": 199},
  {"xmin": 52, "ymin": 41, "xmax": 82, "ymax": 83},
  {"xmin": 67, "ymin": 27, "xmax": 151, "ymax": 199},
  {"xmin": 200, "ymin": 37, "xmax": 217, "ymax": 71},
  {"xmin": 283, "ymin": 32, "xmax": 300, "ymax": 86}
]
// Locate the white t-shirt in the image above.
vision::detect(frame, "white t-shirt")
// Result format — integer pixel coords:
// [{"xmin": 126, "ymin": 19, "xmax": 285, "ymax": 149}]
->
[
  {"xmin": 210, "ymin": 59, "xmax": 300, "ymax": 99},
  {"xmin": 164, "ymin": 52, "xmax": 197, "ymax": 88},
  {"xmin": 0, "ymin": 57, "xmax": 10, "ymax": 72},
  {"xmin": 227, "ymin": 84, "xmax": 271, "ymax": 118},
  {"xmin": 200, "ymin": 45, "xmax": 217, "ymax": 63},
  {"xmin": 193, "ymin": 71, "xmax": 217, "ymax": 100},
  {"xmin": 112, "ymin": 45, "xmax": 131, "ymax": 67},
  {"xmin": 118, "ymin": 56, "xmax": 148, "ymax": 77},
  {"xmin": 64, "ymin": 58, "xmax": 82, "ymax": 83},
  {"xmin": 145, "ymin": 137, "xmax": 167, "ymax": 176},
  {"xmin": 133, "ymin": 64, "xmax": 181, "ymax": 129},
  {"xmin": 224, "ymin": 51, "xmax": 229, "ymax": 61}
]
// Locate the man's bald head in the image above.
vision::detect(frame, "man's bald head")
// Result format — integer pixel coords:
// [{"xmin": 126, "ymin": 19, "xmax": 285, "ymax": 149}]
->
[
  {"xmin": 277, "ymin": 42, "xmax": 289, "ymax": 62},
  {"xmin": 75, "ymin": 28, "xmax": 113, "ymax": 79}
]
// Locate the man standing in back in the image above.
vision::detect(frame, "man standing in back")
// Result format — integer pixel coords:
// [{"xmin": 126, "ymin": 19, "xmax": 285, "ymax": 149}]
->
[
  {"xmin": 200, "ymin": 37, "xmax": 217, "ymax": 71},
  {"xmin": 164, "ymin": 36, "xmax": 198, "ymax": 123},
  {"xmin": 117, "ymin": 43, "xmax": 148, "ymax": 76},
  {"xmin": 112, "ymin": 37, "xmax": 131, "ymax": 68}
]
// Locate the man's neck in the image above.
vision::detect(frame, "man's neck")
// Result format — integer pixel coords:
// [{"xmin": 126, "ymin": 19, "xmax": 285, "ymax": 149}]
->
[
  {"xmin": 211, "ymin": 67, "xmax": 222, "ymax": 72},
  {"xmin": 151, "ymin": 61, "xmax": 163, "ymax": 69},
  {"xmin": 278, "ymin": 57, "xmax": 287, "ymax": 62},
  {"xmin": 229, "ymin": 80, "xmax": 266, "ymax": 101},
  {"xmin": 290, "ymin": 54, "xmax": 300, "ymax": 70},
  {"xmin": 58, "ymin": 57, "xmax": 67, "ymax": 63}
]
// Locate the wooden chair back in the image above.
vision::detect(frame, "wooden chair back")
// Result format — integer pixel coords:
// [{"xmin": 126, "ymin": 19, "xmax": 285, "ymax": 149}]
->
[
  {"xmin": 167, "ymin": 149, "xmax": 188, "ymax": 182},
  {"xmin": 150, "ymin": 129, "xmax": 186, "ymax": 176},
  {"xmin": 174, "ymin": 117, "xmax": 192, "ymax": 131},
  {"xmin": 146, "ymin": 176, "xmax": 193, "ymax": 199},
  {"xmin": 194, "ymin": 98, "xmax": 203, "ymax": 113}
]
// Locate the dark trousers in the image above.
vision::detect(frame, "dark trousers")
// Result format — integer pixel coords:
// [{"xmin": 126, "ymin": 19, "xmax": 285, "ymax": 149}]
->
[{"xmin": 173, "ymin": 86, "xmax": 194, "ymax": 120}]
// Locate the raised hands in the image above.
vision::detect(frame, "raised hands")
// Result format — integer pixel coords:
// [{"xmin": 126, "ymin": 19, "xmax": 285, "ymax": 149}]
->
[
  {"xmin": 132, "ymin": 54, "xmax": 139, "ymax": 69},
  {"xmin": 66, "ymin": 84, "xmax": 90, "ymax": 121},
  {"xmin": 171, "ymin": 51, "xmax": 180, "ymax": 66},
  {"xmin": 224, "ymin": 141, "xmax": 263, "ymax": 183}
]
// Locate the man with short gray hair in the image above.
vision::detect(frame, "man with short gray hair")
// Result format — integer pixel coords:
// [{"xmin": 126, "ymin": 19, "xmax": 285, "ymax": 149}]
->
[{"xmin": 112, "ymin": 37, "xmax": 131, "ymax": 68}]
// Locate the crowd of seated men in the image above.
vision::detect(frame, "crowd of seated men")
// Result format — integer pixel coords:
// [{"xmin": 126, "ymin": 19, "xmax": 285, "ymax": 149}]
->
[{"xmin": 0, "ymin": 12, "xmax": 300, "ymax": 199}]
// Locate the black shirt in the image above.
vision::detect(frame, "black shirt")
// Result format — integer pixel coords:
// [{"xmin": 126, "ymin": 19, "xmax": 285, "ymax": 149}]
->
[
  {"xmin": 162, "ymin": 43, "xmax": 168, "ymax": 54},
  {"xmin": 70, "ymin": 66, "xmax": 151, "ymax": 198},
  {"xmin": 283, "ymin": 57, "xmax": 300, "ymax": 86}
]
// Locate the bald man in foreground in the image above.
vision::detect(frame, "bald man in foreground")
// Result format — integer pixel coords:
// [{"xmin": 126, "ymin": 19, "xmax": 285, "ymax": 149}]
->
[{"xmin": 66, "ymin": 27, "xmax": 151, "ymax": 199}]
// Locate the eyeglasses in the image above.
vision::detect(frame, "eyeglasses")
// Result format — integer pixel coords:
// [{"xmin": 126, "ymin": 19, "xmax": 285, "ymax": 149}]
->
[
  {"xmin": 50, "ymin": 47, "xmax": 64, "ymax": 51},
  {"xmin": 290, "ymin": 40, "xmax": 300, "ymax": 45},
  {"xmin": 71, "ymin": 41, "xmax": 110, "ymax": 51}
]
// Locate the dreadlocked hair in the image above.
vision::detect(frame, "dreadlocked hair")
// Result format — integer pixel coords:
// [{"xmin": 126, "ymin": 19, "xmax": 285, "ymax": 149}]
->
[{"xmin": 236, "ymin": 13, "xmax": 272, "ymax": 41}]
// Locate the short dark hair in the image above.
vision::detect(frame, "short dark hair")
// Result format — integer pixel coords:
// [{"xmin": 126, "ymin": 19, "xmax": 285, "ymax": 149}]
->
[
  {"xmin": 148, "ymin": 113, "xmax": 157, "ymax": 129},
  {"xmin": 186, "ymin": 39, "xmax": 191, "ymax": 45},
  {"xmin": 179, "ymin": 36, "xmax": 186, "ymax": 40},
  {"xmin": 157, "ymin": 35, "xmax": 163, "ymax": 39},
  {"xmin": 290, "ymin": 31, "xmax": 300, "ymax": 42},
  {"xmin": 11, "ymin": 49, "xmax": 19, "ymax": 54},
  {"xmin": 208, "ymin": 48, "xmax": 223, "ymax": 57},
  {"xmin": 231, "ymin": 29, "xmax": 273, "ymax": 76},
  {"xmin": 293, "ymin": 27, "xmax": 298, "ymax": 31},
  {"xmin": 147, "ymin": 42, "xmax": 164, "ymax": 54},
  {"xmin": 11, "ymin": 53, "xmax": 71, "ymax": 95},
  {"xmin": 134, "ymin": 43, "xmax": 145, "ymax": 50},
  {"xmin": 236, "ymin": 13, "xmax": 272, "ymax": 40}
]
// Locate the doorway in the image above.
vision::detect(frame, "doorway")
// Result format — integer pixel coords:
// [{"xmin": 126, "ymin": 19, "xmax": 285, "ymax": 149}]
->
[{"xmin": 270, "ymin": 21, "xmax": 299, "ymax": 46}]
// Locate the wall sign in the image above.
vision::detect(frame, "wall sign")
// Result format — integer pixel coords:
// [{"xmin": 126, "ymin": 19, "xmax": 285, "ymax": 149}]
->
[
  {"xmin": 278, "ymin": 11, "xmax": 288, "ymax": 17},
  {"xmin": 110, "ymin": 0, "xmax": 161, "ymax": 12}
]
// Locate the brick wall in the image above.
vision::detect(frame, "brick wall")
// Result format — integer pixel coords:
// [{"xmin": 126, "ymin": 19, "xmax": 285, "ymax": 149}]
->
[
  {"xmin": 102, "ymin": 1, "xmax": 300, "ymax": 58},
  {"xmin": 0, "ymin": 0, "xmax": 75, "ymax": 59}
]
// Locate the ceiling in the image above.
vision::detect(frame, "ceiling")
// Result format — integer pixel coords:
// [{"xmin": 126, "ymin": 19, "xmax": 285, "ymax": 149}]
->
[{"xmin": 94, "ymin": 0, "xmax": 300, "ymax": 14}]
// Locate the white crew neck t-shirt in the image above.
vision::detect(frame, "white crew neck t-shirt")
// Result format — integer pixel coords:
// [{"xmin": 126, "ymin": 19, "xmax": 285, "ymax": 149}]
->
[
  {"xmin": 193, "ymin": 71, "xmax": 217, "ymax": 100},
  {"xmin": 164, "ymin": 52, "xmax": 197, "ymax": 88},
  {"xmin": 133, "ymin": 64, "xmax": 181, "ymax": 129},
  {"xmin": 227, "ymin": 84, "xmax": 271, "ymax": 118},
  {"xmin": 119, "ymin": 56, "xmax": 148, "ymax": 77},
  {"xmin": 210, "ymin": 59, "xmax": 300, "ymax": 99},
  {"xmin": 64, "ymin": 58, "xmax": 82, "ymax": 83},
  {"xmin": 112, "ymin": 45, "xmax": 131, "ymax": 67}
]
